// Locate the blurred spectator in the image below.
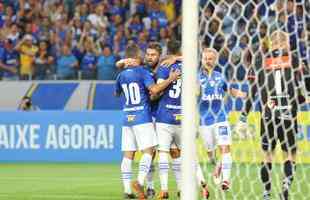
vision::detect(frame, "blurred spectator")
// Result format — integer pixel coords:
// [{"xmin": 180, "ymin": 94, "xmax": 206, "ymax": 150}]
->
[
  {"xmin": 7, "ymin": 23, "xmax": 20, "ymax": 45},
  {"xmin": 0, "ymin": 3, "xmax": 5, "ymax": 28},
  {"xmin": 149, "ymin": 19, "xmax": 160, "ymax": 41},
  {"xmin": 0, "ymin": 39, "xmax": 19, "ymax": 80},
  {"xmin": 97, "ymin": 45, "xmax": 117, "ymax": 80},
  {"xmin": 77, "ymin": 35, "xmax": 98, "ymax": 80},
  {"xmin": 34, "ymin": 40, "xmax": 54, "ymax": 80},
  {"xmin": 56, "ymin": 44, "xmax": 78, "ymax": 80},
  {"xmin": 126, "ymin": 13, "xmax": 144, "ymax": 38},
  {"xmin": 87, "ymin": 4, "xmax": 109, "ymax": 29},
  {"xmin": 15, "ymin": 34, "xmax": 38, "ymax": 80},
  {"xmin": 160, "ymin": 0, "xmax": 176, "ymax": 23}
]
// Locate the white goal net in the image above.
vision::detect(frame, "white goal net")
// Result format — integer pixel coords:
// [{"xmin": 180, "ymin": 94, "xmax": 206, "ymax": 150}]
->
[{"xmin": 191, "ymin": 0, "xmax": 310, "ymax": 199}]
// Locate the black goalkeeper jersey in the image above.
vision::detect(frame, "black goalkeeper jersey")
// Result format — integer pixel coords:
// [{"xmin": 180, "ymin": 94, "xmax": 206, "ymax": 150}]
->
[{"xmin": 244, "ymin": 51, "xmax": 309, "ymax": 119}]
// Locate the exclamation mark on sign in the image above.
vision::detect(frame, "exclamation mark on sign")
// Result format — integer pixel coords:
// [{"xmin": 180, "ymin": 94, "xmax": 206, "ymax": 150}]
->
[{"xmin": 109, "ymin": 125, "xmax": 114, "ymax": 149}]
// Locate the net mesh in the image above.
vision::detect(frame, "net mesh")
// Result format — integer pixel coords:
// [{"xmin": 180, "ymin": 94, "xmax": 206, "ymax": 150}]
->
[{"xmin": 197, "ymin": 0, "xmax": 309, "ymax": 199}]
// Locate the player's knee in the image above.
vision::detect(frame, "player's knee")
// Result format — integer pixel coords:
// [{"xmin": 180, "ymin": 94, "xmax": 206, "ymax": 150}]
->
[
  {"xmin": 123, "ymin": 151, "xmax": 135, "ymax": 160},
  {"xmin": 219, "ymin": 145, "xmax": 230, "ymax": 154},
  {"xmin": 263, "ymin": 151, "xmax": 274, "ymax": 163},
  {"xmin": 142, "ymin": 146, "xmax": 155, "ymax": 155},
  {"xmin": 283, "ymin": 151, "xmax": 296, "ymax": 162},
  {"xmin": 170, "ymin": 148, "xmax": 181, "ymax": 158}
]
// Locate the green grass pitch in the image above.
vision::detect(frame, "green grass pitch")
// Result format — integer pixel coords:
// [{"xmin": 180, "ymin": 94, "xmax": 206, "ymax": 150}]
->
[{"xmin": 0, "ymin": 163, "xmax": 309, "ymax": 200}]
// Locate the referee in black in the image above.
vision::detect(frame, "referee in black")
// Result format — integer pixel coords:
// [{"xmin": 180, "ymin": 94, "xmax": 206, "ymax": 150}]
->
[{"xmin": 241, "ymin": 30, "xmax": 309, "ymax": 200}]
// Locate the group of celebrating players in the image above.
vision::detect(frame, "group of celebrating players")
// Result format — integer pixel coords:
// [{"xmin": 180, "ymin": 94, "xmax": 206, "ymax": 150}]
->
[
  {"xmin": 114, "ymin": 30, "xmax": 309, "ymax": 200},
  {"xmin": 114, "ymin": 40, "xmax": 246, "ymax": 200}
]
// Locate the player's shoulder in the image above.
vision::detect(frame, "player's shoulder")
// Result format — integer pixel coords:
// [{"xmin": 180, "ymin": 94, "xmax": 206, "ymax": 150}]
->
[
  {"xmin": 156, "ymin": 65, "xmax": 170, "ymax": 74},
  {"xmin": 171, "ymin": 61, "xmax": 182, "ymax": 69}
]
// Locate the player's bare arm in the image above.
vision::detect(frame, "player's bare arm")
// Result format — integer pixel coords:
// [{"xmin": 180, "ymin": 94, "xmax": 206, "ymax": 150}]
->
[
  {"xmin": 149, "ymin": 69, "xmax": 181, "ymax": 96},
  {"xmin": 116, "ymin": 58, "xmax": 141, "ymax": 69},
  {"xmin": 229, "ymin": 88, "xmax": 247, "ymax": 99},
  {"xmin": 160, "ymin": 55, "xmax": 183, "ymax": 67}
]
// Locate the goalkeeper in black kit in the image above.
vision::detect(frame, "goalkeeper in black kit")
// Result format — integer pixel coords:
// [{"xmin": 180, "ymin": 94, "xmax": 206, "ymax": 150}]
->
[{"xmin": 240, "ymin": 30, "xmax": 309, "ymax": 200}]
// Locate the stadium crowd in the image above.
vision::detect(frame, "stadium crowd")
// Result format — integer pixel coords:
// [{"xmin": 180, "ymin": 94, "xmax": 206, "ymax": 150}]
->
[{"xmin": 0, "ymin": 0, "xmax": 308, "ymax": 81}]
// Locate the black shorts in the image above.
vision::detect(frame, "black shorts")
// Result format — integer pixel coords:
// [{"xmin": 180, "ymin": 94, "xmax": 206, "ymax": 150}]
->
[{"xmin": 260, "ymin": 117, "xmax": 297, "ymax": 153}]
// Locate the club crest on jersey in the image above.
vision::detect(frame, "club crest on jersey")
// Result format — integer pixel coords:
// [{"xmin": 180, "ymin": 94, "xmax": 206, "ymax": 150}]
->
[
  {"xmin": 127, "ymin": 115, "xmax": 136, "ymax": 122},
  {"xmin": 209, "ymin": 80, "xmax": 215, "ymax": 87}
]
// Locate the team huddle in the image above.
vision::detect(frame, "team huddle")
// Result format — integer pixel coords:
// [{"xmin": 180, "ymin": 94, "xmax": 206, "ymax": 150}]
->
[
  {"xmin": 114, "ymin": 40, "xmax": 245, "ymax": 200},
  {"xmin": 114, "ymin": 31, "xmax": 309, "ymax": 200}
]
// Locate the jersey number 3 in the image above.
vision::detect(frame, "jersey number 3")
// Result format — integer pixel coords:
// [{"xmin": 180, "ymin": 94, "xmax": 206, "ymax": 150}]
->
[
  {"xmin": 169, "ymin": 79, "xmax": 182, "ymax": 98},
  {"xmin": 121, "ymin": 83, "xmax": 141, "ymax": 105}
]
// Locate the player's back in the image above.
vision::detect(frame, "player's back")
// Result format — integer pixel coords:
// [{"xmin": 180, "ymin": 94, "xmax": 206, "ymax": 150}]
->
[
  {"xmin": 116, "ymin": 66, "xmax": 154, "ymax": 126},
  {"xmin": 198, "ymin": 70, "xmax": 229, "ymax": 126},
  {"xmin": 156, "ymin": 61, "xmax": 182, "ymax": 125},
  {"xmin": 252, "ymin": 51, "xmax": 304, "ymax": 118}
]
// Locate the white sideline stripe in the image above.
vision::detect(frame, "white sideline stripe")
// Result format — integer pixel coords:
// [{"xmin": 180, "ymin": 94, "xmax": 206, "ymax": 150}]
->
[{"xmin": 0, "ymin": 194, "xmax": 115, "ymax": 200}]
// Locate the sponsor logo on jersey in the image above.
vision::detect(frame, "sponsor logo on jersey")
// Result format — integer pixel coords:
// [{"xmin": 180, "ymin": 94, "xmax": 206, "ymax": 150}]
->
[
  {"xmin": 201, "ymin": 94, "xmax": 223, "ymax": 101},
  {"xmin": 174, "ymin": 114, "xmax": 182, "ymax": 121},
  {"xmin": 219, "ymin": 126, "xmax": 228, "ymax": 136},
  {"xmin": 126, "ymin": 115, "xmax": 136, "ymax": 122}
]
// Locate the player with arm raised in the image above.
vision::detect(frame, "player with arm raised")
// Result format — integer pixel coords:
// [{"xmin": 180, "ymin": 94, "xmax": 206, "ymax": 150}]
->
[
  {"xmin": 240, "ymin": 30, "xmax": 310, "ymax": 200},
  {"xmin": 198, "ymin": 48, "xmax": 246, "ymax": 191},
  {"xmin": 115, "ymin": 44, "xmax": 180, "ymax": 200},
  {"xmin": 156, "ymin": 40, "xmax": 209, "ymax": 199}
]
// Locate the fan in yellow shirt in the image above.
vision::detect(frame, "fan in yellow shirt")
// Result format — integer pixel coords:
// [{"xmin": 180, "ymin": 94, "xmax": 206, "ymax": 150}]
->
[{"xmin": 15, "ymin": 34, "xmax": 38, "ymax": 80}]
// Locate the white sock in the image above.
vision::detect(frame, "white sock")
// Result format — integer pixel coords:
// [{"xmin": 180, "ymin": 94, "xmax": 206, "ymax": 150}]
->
[
  {"xmin": 121, "ymin": 157, "xmax": 133, "ymax": 194},
  {"xmin": 222, "ymin": 153, "xmax": 232, "ymax": 182},
  {"xmin": 146, "ymin": 164, "xmax": 155, "ymax": 189},
  {"xmin": 138, "ymin": 153, "xmax": 153, "ymax": 186},
  {"xmin": 171, "ymin": 157, "xmax": 181, "ymax": 190},
  {"xmin": 158, "ymin": 152, "xmax": 169, "ymax": 191},
  {"xmin": 196, "ymin": 162, "xmax": 206, "ymax": 185}
]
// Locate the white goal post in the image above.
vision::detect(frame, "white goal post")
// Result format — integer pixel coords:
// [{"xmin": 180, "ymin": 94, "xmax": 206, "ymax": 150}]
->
[{"xmin": 181, "ymin": 0, "xmax": 199, "ymax": 199}]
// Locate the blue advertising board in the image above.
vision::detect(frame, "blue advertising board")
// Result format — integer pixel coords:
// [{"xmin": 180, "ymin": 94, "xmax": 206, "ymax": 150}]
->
[{"xmin": 0, "ymin": 111, "xmax": 123, "ymax": 162}]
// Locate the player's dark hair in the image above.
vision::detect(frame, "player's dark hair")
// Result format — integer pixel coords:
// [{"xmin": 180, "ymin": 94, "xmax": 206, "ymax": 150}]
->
[
  {"xmin": 147, "ymin": 42, "xmax": 162, "ymax": 55},
  {"xmin": 125, "ymin": 43, "xmax": 140, "ymax": 59},
  {"xmin": 167, "ymin": 39, "xmax": 181, "ymax": 55}
]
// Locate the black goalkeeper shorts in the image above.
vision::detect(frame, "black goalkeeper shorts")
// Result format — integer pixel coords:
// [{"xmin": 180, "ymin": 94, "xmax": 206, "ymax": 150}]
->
[{"xmin": 260, "ymin": 117, "xmax": 297, "ymax": 153}]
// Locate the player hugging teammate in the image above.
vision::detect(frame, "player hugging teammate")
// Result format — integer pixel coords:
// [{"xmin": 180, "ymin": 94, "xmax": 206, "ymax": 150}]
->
[
  {"xmin": 116, "ymin": 40, "xmax": 211, "ymax": 199},
  {"xmin": 115, "ymin": 43, "xmax": 179, "ymax": 200}
]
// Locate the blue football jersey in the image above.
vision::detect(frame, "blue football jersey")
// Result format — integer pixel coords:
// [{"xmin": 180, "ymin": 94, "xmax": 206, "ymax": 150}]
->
[
  {"xmin": 198, "ymin": 69, "xmax": 229, "ymax": 126},
  {"xmin": 115, "ymin": 66, "xmax": 155, "ymax": 126},
  {"xmin": 156, "ymin": 62, "xmax": 182, "ymax": 125},
  {"xmin": 144, "ymin": 66, "xmax": 159, "ymax": 118}
]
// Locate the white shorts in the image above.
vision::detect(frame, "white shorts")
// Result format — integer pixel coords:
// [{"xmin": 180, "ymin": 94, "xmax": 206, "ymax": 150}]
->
[
  {"xmin": 156, "ymin": 123, "xmax": 181, "ymax": 152},
  {"xmin": 122, "ymin": 123, "xmax": 158, "ymax": 151},
  {"xmin": 199, "ymin": 121, "xmax": 231, "ymax": 151}
]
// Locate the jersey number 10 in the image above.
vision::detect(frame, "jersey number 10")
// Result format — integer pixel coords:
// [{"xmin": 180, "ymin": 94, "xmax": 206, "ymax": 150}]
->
[{"xmin": 121, "ymin": 83, "xmax": 141, "ymax": 105}]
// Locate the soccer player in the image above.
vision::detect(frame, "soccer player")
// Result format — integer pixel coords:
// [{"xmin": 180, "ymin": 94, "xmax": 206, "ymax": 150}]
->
[
  {"xmin": 156, "ymin": 40, "xmax": 209, "ymax": 199},
  {"xmin": 115, "ymin": 44, "xmax": 180, "ymax": 199},
  {"xmin": 240, "ymin": 30, "xmax": 309, "ymax": 200},
  {"xmin": 198, "ymin": 48, "xmax": 246, "ymax": 191}
]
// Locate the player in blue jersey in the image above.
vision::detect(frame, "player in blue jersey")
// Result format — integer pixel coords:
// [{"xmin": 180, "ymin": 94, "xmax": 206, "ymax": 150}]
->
[
  {"xmin": 115, "ymin": 44, "xmax": 180, "ymax": 199},
  {"xmin": 156, "ymin": 40, "xmax": 209, "ymax": 199},
  {"xmin": 198, "ymin": 48, "xmax": 246, "ymax": 191}
]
